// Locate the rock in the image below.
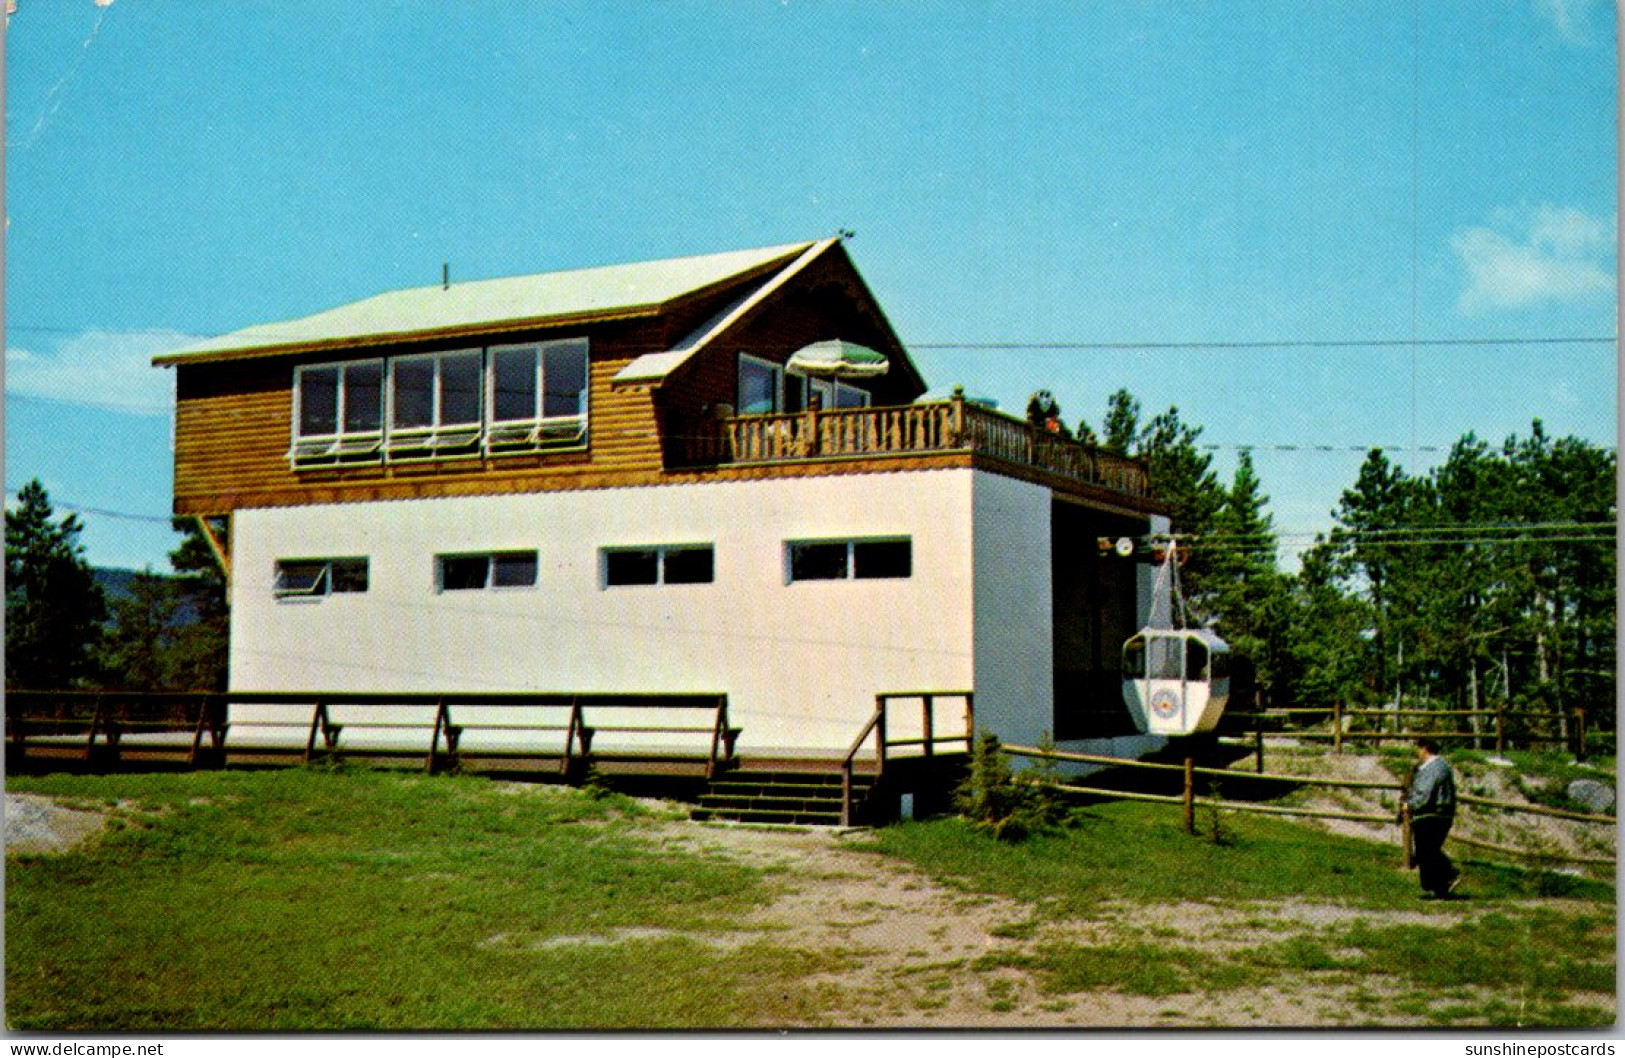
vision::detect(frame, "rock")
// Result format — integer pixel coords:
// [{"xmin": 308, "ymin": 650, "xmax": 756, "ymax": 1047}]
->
[{"xmin": 1566, "ymin": 779, "xmax": 1615, "ymax": 814}]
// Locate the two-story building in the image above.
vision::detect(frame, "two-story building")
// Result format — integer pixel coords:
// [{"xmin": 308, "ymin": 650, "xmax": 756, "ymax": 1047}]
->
[{"xmin": 155, "ymin": 236, "xmax": 1166, "ymax": 763}]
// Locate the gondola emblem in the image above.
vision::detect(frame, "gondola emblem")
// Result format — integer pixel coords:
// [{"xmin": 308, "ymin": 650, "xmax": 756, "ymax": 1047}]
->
[{"xmin": 1151, "ymin": 688, "xmax": 1180, "ymax": 718}]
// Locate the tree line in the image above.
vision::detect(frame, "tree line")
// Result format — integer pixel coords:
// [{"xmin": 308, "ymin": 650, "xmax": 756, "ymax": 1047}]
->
[
  {"xmin": 1031, "ymin": 389, "xmax": 1616, "ymax": 738},
  {"xmin": 5, "ymin": 480, "xmax": 228, "ymax": 692}
]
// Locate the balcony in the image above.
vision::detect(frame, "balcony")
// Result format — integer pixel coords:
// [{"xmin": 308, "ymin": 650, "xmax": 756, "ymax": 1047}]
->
[{"xmin": 676, "ymin": 391, "xmax": 1153, "ymax": 499}]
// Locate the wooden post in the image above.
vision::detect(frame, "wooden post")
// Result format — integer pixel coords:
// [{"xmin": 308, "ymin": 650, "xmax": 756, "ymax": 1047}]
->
[
  {"xmin": 1400, "ymin": 804, "xmax": 1413, "ymax": 869},
  {"xmin": 963, "ymin": 693, "xmax": 975, "ymax": 749},
  {"xmin": 1495, "ymin": 700, "xmax": 1505, "ymax": 756},
  {"xmin": 85, "ymin": 694, "xmax": 105, "ymax": 761},
  {"xmin": 426, "ymin": 698, "xmax": 448, "ymax": 774},
  {"xmin": 876, "ymin": 699, "xmax": 889, "ymax": 772},
  {"xmin": 303, "ymin": 701, "xmax": 324, "ymax": 763},
  {"xmin": 950, "ymin": 386, "xmax": 966, "ymax": 447},
  {"xmin": 922, "ymin": 695, "xmax": 935, "ymax": 758},
  {"xmin": 1333, "ymin": 700, "xmax": 1343, "ymax": 754},
  {"xmin": 1254, "ymin": 725, "xmax": 1265, "ymax": 775},
  {"xmin": 1182, "ymin": 757, "xmax": 1196, "ymax": 835},
  {"xmin": 562, "ymin": 698, "xmax": 580, "ymax": 777},
  {"xmin": 1573, "ymin": 708, "xmax": 1587, "ymax": 762}
]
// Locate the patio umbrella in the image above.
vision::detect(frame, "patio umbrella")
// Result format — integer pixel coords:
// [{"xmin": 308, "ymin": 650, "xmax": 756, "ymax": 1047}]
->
[{"xmin": 786, "ymin": 339, "xmax": 890, "ymax": 379}]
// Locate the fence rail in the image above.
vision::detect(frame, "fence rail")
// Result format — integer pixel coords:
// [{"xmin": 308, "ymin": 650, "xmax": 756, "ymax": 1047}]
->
[
  {"xmin": 1004, "ymin": 743, "xmax": 1615, "ymax": 871},
  {"xmin": 1227, "ymin": 702, "xmax": 1591, "ymax": 761},
  {"xmin": 6, "ymin": 690, "xmax": 741, "ymax": 777}
]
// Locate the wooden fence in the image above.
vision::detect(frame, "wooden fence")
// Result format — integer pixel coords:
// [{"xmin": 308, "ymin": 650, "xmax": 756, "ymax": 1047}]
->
[
  {"xmin": 1004, "ymin": 743, "xmax": 1616, "ymax": 871},
  {"xmin": 1226, "ymin": 702, "xmax": 1591, "ymax": 761}
]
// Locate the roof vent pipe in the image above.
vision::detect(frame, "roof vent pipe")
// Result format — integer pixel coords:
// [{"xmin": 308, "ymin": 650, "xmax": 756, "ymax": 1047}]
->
[{"xmin": 442, "ymin": 262, "xmax": 449, "ymax": 290}]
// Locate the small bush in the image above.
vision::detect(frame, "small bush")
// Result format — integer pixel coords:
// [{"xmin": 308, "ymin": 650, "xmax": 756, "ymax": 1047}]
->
[{"xmin": 953, "ymin": 731, "xmax": 1066, "ymax": 842}]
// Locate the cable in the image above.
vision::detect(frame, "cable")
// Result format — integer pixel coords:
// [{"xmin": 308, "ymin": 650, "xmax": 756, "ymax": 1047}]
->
[
  {"xmin": 910, "ymin": 337, "xmax": 1616, "ymax": 351},
  {"xmin": 3, "ymin": 488, "xmax": 175, "ymax": 526}
]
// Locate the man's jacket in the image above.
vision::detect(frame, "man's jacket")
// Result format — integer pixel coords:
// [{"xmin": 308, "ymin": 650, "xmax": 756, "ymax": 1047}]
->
[{"xmin": 1407, "ymin": 755, "xmax": 1457, "ymax": 822}]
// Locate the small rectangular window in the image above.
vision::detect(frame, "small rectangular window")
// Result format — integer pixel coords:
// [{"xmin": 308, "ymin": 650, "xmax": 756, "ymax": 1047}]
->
[
  {"xmin": 273, "ymin": 558, "xmax": 368, "ymax": 599},
  {"xmin": 788, "ymin": 538, "xmax": 912, "ymax": 583},
  {"xmin": 437, "ymin": 551, "xmax": 538, "ymax": 592},
  {"xmin": 604, "ymin": 545, "xmax": 715, "ymax": 587}
]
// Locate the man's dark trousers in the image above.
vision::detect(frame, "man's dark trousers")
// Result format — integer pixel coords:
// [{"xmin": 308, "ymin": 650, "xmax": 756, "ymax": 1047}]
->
[{"xmin": 1412, "ymin": 815, "xmax": 1455, "ymax": 896}]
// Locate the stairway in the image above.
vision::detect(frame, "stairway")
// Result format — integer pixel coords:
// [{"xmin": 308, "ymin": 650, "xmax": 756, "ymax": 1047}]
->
[{"xmin": 690, "ymin": 768, "xmax": 877, "ymax": 827}]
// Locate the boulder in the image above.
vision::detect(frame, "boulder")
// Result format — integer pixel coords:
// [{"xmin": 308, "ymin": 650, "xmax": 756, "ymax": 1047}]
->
[{"xmin": 1566, "ymin": 778, "xmax": 1615, "ymax": 814}]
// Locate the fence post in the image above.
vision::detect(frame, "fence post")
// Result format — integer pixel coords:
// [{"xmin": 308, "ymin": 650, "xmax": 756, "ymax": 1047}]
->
[
  {"xmin": 1182, "ymin": 757, "xmax": 1196, "ymax": 835},
  {"xmin": 1495, "ymin": 701, "xmax": 1505, "ymax": 756},
  {"xmin": 922, "ymin": 695, "xmax": 934, "ymax": 759},
  {"xmin": 1400, "ymin": 804, "xmax": 1413, "ymax": 869},
  {"xmin": 1573, "ymin": 708, "xmax": 1587, "ymax": 762},
  {"xmin": 1255, "ymin": 725, "xmax": 1265, "ymax": 775},
  {"xmin": 1333, "ymin": 701, "xmax": 1343, "ymax": 754}
]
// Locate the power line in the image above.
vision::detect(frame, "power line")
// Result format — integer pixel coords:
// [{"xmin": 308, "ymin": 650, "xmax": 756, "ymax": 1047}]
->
[
  {"xmin": 4, "ymin": 489, "xmax": 175, "ymax": 526},
  {"xmin": 910, "ymin": 337, "xmax": 1616, "ymax": 351}
]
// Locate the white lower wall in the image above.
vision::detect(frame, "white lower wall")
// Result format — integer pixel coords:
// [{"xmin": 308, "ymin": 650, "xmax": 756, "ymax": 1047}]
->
[
  {"xmin": 970, "ymin": 472, "xmax": 1054, "ymax": 750},
  {"xmin": 229, "ymin": 470, "xmax": 980, "ymax": 755}
]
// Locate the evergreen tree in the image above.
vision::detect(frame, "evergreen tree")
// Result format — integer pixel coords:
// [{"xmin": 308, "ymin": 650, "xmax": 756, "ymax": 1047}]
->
[
  {"xmin": 100, "ymin": 569, "xmax": 183, "ymax": 689},
  {"xmin": 1206, "ymin": 451, "xmax": 1293, "ymax": 706},
  {"xmin": 5, "ymin": 480, "xmax": 106, "ymax": 688},
  {"xmin": 166, "ymin": 517, "xmax": 230, "ymax": 690}
]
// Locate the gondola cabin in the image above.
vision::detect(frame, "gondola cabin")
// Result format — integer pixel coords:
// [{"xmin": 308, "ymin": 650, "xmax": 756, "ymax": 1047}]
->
[{"xmin": 1122, "ymin": 628, "xmax": 1231, "ymax": 736}]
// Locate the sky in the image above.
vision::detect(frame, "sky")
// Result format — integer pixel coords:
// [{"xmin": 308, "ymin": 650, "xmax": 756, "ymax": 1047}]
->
[{"xmin": 4, "ymin": 0, "xmax": 1617, "ymax": 571}]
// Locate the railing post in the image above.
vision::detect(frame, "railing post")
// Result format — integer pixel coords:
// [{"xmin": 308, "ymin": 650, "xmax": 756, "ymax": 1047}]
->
[
  {"xmin": 1254, "ymin": 725, "xmax": 1265, "ymax": 775},
  {"xmin": 964, "ymin": 692, "xmax": 975, "ymax": 748},
  {"xmin": 1182, "ymin": 757, "xmax": 1196, "ymax": 835},
  {"xmin": 562, "ymin": 698, "xmax": 580, "ymax": 777},
  {"xmin": 304, "ymin": 700, "xmax": 323, "ymax": 763},
  {"xmin": 426, "ymin": 698, "xmax": 447, "ymax": 774},
  {"xmin": 950, "ymin": 386, "xmax": 966, "ymax": 447},
  {"xmin": 85, "ymin": 694, "xmax": 105, "ymax": 761},
  {"xmin": 1573, "ymin": 707, "xmax": 1587, "ymax": 762},
  {"xmin": 922, "ymin": 694, "xmax": 934, "ymax": 758},
  {"xmin": 1495, "ymin": 700, "xmax": 1505, "ymax": 756},
  {"xmin": 1333, "ymin": 700, "xmax": 1343, "ymax": 754},
  {"xmin": 876, "ymin": 697, "xmax": 888, "ymax": 772},
  {"xmin": 1400, "ymin": 803, "xmax": 1413, "ymax": 869},
  {"xmin": 841, "ymin": 763, "xmax": 854, "ymax": 828}
]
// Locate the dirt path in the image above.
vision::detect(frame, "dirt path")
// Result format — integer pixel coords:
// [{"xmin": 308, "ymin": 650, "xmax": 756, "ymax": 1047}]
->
[{"xmin": 654, "ymin": 820, "xmax": 1511, "ymax": 1028}]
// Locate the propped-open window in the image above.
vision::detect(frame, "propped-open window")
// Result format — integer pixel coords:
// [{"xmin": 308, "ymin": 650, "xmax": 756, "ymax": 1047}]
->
[
  {"xmin": 387, "ymin": 350, "xmax": 484, "ymax": 460},
  {"xmin": 486, "ymin": 339, "xmax": 589, "ymax": 453},
  {"xmin": 291, "ymin": 361, "xmax": 384, "ymax": 465},
  {"xmin": 273, "ymin": 557, "xmax": 369, "ymax": 600}
]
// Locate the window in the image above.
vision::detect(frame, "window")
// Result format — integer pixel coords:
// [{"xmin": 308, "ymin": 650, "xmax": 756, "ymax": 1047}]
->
[
  {"xmin": 737, "ymin": 354, "xmax": 782, "ymax": 415},
  {"xmin": 436, "ymin": 551, "xmax": 538, "ymax": 592},
  {"xmin": 603, "ymin": 545, "xmax": 715, "ymax": 587},
  {"xmin": 387, "ymin": 350, "xmax": 484, "ymax": 458},
  {"xmin": 291, "ymin": 361, "xmax": 384, "ymax": 463},
  {"xmin": 488, "ymin": 339, "xmax": 589, "ymax": 449},
  {"xmin": 787, "ymin": 538, "xmax": 911, "ymax": 582},
  {"xmin": 273, "ymin": 557, "xmax": 369, "ymax": 599},
  {"xmin": 737, "ymin": 353, "xmax": 870, "ymax": 415}
]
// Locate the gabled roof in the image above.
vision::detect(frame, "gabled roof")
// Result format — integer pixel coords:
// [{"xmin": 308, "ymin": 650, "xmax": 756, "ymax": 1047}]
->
[{"xmin": 153, "ymin": 240, "xmax": 821, "ymax": 366}]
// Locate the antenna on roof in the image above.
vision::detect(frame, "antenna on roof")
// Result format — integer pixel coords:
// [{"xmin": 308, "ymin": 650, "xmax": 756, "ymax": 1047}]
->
[{"xmin": 442, "ymin": 262, "xmax": 449, "ymax": 290}]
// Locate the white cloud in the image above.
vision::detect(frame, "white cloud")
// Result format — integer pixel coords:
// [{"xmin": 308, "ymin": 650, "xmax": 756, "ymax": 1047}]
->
[
  {"xmin": 5, "ymin": 328, "xmax": 197, "ymax": 416},
  {"xmin": 1450, "ymin": 205, "xmax": 1616, "ymax": 315}
]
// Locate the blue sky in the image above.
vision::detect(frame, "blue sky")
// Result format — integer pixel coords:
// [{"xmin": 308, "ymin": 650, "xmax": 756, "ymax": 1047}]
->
[{"xmin": 5, "ymin": 0, "xmax": 1617, "ymax": 570}]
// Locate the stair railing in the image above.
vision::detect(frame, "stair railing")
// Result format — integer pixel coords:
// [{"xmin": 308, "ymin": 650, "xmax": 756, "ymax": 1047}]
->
[{"xmin": 840, "ymin": 690, "xmax": 976, "ymax": 827}]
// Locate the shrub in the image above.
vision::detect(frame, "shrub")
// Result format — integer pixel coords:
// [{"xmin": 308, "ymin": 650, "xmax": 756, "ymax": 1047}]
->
[{"xmin": 954, "ymin": 731, "xmax": 1066, "ymax": 841}]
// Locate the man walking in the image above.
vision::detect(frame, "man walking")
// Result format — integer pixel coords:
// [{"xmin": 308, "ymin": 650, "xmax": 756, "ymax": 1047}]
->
[{"xmin": 1406, "ymin": 737, "xmax": 1459, "ymax": 899}]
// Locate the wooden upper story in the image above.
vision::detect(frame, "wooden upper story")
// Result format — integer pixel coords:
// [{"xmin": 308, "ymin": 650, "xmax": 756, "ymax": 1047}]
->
[{"xmin": 157, "ymin": 238, "xmax": 1158, "ymax": 518}]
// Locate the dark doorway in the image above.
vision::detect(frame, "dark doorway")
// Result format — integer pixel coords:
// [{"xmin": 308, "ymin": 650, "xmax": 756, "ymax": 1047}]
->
[{"xmin": 1052, "ymin": 500, "xmax": 1147, "ymax": 740}]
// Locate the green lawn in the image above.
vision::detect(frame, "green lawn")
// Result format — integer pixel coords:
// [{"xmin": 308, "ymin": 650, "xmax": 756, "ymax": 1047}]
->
[
  {"xmin": 866, "ymin": 803, "xmax": 1616, "ymax": 1026},
  {"xmin": 6, "ymin": 768, "xmax": 831, "ymax": 1031}
]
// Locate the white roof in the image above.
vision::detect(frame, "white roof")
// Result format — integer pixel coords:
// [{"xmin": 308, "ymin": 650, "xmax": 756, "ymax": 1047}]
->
[{"xmin": 155, "ymin": 240, "xmax": 819, "ymax": 365}]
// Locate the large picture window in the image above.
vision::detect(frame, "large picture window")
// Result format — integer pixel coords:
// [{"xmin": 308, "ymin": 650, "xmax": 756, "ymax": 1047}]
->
[{"xmin": 737, "ymin": 353, "xmax": 870, "ymax": 416}]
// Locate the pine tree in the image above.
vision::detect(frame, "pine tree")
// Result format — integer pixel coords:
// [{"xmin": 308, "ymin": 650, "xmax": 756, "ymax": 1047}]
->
[
  {"xmin": 100, "ymin": 569, "xmax": 183, "ymax": 689},
  {"xmin": 166, "ymin": 517, "xmax": 230, "ymax": 690},
  {"xmin": 5, "ymin": 480, "xmax": 106, "ymax": 688}
]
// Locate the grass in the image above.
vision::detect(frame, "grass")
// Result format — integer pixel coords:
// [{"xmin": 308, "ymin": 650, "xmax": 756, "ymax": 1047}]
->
[
  {"xmin": 6, "ymin": 767, "xmax": 833, "ymax": 1031},
  {"xmin": 864, "ymin": 802, "xmax": 1615, "ymax": 1027}
]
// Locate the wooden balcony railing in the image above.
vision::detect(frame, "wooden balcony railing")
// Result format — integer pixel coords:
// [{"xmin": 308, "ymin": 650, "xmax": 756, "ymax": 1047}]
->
[{"xmin": 675, "ymin": 390, "xmax": 1153, "ymax": 498}]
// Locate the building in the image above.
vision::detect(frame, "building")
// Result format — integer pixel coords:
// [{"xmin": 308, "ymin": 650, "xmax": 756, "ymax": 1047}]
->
[{"xmin": 155, "ymin": 237, "xmax": 1168, "ymax": 765}]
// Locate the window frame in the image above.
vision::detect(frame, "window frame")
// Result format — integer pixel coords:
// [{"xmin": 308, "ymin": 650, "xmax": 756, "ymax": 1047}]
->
[
  {"xmin": 602, "ymin": 543, "xmax": 716, "ymax": 588},
  {"xmin": 290, "ymin": 359, "xmax": 386, "ymax": 464},
  {"xmin": 785, "ymin": 536, "xmax": 913, "ymax": 584},
  {"xmin": 434, "ymin": 550, "xmax": 539, "ymax": 593},
  {"xmin": 737, "ymin": 353, "xmax": 871, "ymax": 416},
  {"xmin": 485, "ymin": 338, "xmax": 590, "ymax": 453},
  {"xmin": 272, "ymin": 556, "xmax": 370, "ymax": 601},
  {"xmin": 385, "ymin": 349, "xmax": 486, "ymax": 460}
]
